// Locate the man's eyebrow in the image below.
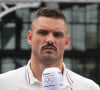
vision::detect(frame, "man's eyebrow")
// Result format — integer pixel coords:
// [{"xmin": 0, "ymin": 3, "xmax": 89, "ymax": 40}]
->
[
  {"xmin": 38, "ymin": 29, "xmax": 48, "ymax": 31},
  {"xmin": 37, "ymin": 29, "xmax": 49, "ymax": 32}
]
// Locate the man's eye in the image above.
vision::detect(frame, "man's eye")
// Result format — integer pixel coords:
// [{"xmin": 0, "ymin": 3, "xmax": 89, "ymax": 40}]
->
[
  {"xmin": 38, "ymin": 30, "xmax": 48, "ymax": 35},
  {"xmin": 54, "ymin": 32, "xmax": 64, "ymax": 38}
]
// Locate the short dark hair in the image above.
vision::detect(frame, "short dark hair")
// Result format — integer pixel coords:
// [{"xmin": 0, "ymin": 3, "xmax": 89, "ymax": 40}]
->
[{"xmin": 34, "ymin": 7, "xmax": 67, "ymax": 23}]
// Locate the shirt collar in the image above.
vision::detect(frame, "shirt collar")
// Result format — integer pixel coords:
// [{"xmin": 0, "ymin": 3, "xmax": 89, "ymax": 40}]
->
[
  {"xmin": 25, "ymin": 61, "xmax": 73, "ymax": 86},
  {"xmin": 25, "ymin": 61, "xmax": 41, "ymax": 85},
  {"xmin": 63, "ymin": 63, "xmax": 73, "ymax": 87}
]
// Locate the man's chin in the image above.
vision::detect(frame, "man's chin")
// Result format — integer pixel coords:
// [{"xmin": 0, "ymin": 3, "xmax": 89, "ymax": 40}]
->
[{"xmin": 40, "ymin": 55, "xmax": 57, "ymax": 61}]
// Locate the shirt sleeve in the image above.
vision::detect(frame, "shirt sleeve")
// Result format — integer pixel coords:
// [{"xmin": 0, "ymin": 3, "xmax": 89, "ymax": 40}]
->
[{"xmin": 89, "ymin": 81, "xmax": 100, "ymax": 90}]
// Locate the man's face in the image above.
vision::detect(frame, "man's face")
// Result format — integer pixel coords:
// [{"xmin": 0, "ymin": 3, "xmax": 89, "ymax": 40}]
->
[{"xmin": 28, "ymin": 16, "xmax": 70, "ymax": 63}]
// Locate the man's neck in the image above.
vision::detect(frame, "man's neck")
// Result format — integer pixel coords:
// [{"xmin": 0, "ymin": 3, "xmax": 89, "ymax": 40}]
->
[{"xmin": 29, "ymin": 57, "xmax": 63, "ymax": 81}]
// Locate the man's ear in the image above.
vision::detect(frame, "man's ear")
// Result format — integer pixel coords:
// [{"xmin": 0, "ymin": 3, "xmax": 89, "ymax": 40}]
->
[
  {"xmin": 27, "ymin": 30, "xmax": 32, "ymax": 46},
  {"xmin": 65, "ymin": 35, "xmax": 70, "ymax": 49}
]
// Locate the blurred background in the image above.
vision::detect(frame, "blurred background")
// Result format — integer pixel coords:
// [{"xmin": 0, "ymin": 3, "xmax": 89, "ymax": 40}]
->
[{"xmin": 0, "ymin": 1, "xmax": 100, "ymax": 85}]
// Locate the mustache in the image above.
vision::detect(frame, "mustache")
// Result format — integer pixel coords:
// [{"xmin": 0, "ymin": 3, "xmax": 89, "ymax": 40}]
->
[{"xmin": 42, "ymin": 43, "xmax": 57, "ymax": 51}]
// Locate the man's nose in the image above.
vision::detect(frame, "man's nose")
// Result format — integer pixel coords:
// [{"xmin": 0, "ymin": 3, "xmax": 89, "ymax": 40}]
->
[{"xmin": 45, "ymin": 33, "xmax": 55, "ymax": 44}]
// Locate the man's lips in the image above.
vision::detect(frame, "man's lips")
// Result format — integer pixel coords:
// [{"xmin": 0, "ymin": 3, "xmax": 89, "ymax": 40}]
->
[{"xmin": 43, "ymin": 46, "xmax": 56, "ymax": 52}]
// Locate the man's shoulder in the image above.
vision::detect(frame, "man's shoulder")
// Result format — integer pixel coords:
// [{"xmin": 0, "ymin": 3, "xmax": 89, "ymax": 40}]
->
[
  {"xmin": 67, "ymin": 69, "xmax": 100, "ymax": 89},
  {"xmin": 0, "ymin": 66, "xmax": 27, "ymax": 89},
  {"xmin": 0, "ymin": 66, "xmax": 26, "ymax": 81}
]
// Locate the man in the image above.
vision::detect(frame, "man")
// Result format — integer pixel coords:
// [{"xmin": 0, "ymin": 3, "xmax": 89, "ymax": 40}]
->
[{"xmin": 0, "ymin": 7, "xmax": 99, "ymax": 90}]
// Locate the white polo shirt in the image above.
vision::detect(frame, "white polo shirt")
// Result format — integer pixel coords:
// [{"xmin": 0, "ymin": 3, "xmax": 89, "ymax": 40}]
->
[{"xmin": 0, "ymin": 61, "xmax": 99, "ymax": 90}]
